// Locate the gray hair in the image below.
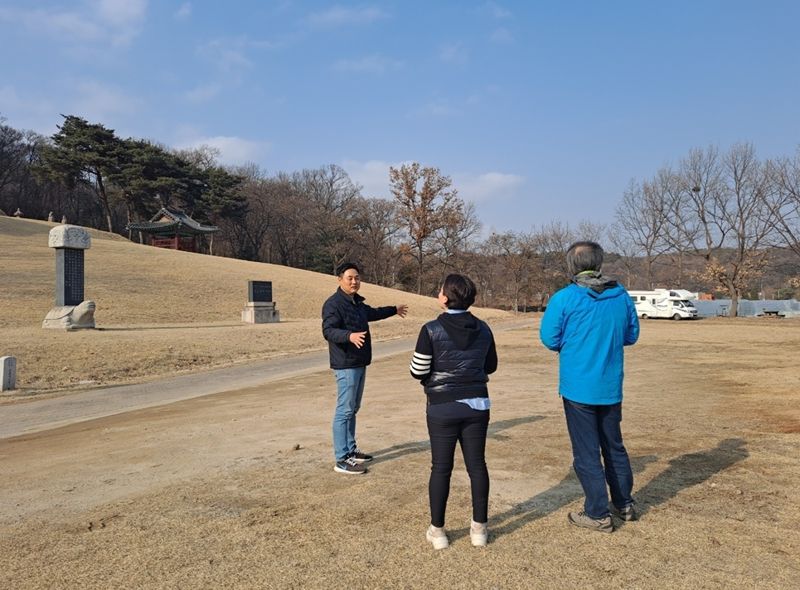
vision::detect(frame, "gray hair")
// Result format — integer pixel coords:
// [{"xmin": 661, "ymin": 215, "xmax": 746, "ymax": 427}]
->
[{"xmin": 566, "ymin": 241, "xmax": 604, "ymax": 275}]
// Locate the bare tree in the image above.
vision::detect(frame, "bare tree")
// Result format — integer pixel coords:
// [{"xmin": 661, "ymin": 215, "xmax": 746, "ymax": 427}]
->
[
  {"xmin": 606, "ymin": 225, "xmax": 641, "ymax": 289},
  {"xmin": 351, "ymin": 197, "xmax": 403, "ymax": 286},
  {"xmin": 679, "ymin": 144, "xmax": 777, "ymax": 316},
  {"xmin": 219, "ymin": 169, "xmax": 290, "ymax": 262},
  {"xmin": 433, "ymin": 200, "xmax": 482, "ymax": 278},
  {"xmin": 613, "ymin": 177, "xmax": 669, "ymax": 289},
  {"xmin": 765, "ymin": 151, "xmax": 800, "ymax": 259},
  {"xmin": 485, "ymin": 231, "xmax": 536, "ymax": 312},
  {"xmin": 529, "ymin": 221, "xmax": 575, "ymax": 307}
]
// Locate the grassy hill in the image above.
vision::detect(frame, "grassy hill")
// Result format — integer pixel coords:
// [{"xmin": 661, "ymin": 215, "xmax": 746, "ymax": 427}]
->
[{"xmin": 0, "ymin": 216, "xmax": 511, "ymax": 393}]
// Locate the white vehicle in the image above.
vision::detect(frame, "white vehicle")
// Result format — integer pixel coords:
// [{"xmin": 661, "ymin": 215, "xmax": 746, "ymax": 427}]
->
[{"xmin": 628, "ymin": 289, "xmax": 698, "ymax": 320}]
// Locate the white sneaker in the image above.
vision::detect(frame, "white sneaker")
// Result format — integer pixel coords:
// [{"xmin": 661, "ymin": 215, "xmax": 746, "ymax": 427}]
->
[
  {"xmin": 426, "ymin": 525, "xmax": 449, "ymax": 550},
  {"xmin": 470, "ymin": 521, "xmax": 488, "ymax": 547}
]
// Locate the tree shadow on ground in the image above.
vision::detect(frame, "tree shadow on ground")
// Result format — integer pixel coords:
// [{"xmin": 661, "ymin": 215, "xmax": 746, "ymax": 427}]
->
[
  {"xmin": 371, "ymin": 415, "xmax": 545, "ymax": 464},
  {"xmin": 482, "ymin": 454, "xmax": 658, "ymax": 542},
  {"xmin": 634, "ymin": 437, "xmax": 748, "ymax": 517}
]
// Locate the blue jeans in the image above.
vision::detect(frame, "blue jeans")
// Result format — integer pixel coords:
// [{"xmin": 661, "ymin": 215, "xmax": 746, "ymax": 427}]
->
[
  {"xmin": 562, "ymin": 397, "xmax": 633, "ymax": 519},
  {"xmin": 332, "ymin": 367, "xmax": 366, "ymax": 462},
  {"xmin": 426, "ymin": 402, "xmax": 490, "ymax": 527}
]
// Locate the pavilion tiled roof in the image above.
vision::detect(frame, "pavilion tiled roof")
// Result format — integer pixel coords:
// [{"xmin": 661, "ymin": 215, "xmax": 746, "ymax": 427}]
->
[{"xmin": 126, "ymin": 207, "xmax": 219, "ymax": 236}]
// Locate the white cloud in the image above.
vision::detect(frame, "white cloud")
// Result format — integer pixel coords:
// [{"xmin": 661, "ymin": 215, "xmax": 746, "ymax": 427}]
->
[
  {"xmin": 439, "ymin": 42, "xmax": 468, "ymax": 66},
  {"xmin": 490, "ymin": 27, "xmax": 514, "ymax": 43},
  {"xmin": 306, "ymin": 5, "xmax": 388, "ymax": 28},
  {"xmin": 0, "ymin": 86, "xmax": 58, "ymax": 134},
  {"xmin": 174, "ymin": 135, "xmax": 270, "ymax": 166},
  {"xmin": 183, "ymin": 84, "xmax": 222, "ymax": 103},
  {"xmin": 0, "ymin": 7, "xmax": 102, "ymax": 41},
  {"xmin": 484, "ymin": 2, "xmax": 512, "ymax": 19},
  {"xmin": 0, "ymin": 1, "xmax": 147, "ymax": 46},
  {"xmin": 455, "ymin": 172, "xmax": 525, "ymax": 202},
  {"xmin": 341, "ymin": 161, "xmax": 524, "ymax": 206},
  {"xmin": 71, "ymin": 80, "xmax": 143, "ymax": 121},
  {"xmin": 341, "ymin": 159, "xmax": 411, "ymax": 198},
  {"xmin": 199, "ymin": 38, "xmax": 252, "ymax": 72},
  {"xmin": 94, "ymin": 0, "xmax": 147, "ymax": 28},
  {"xmin": 175, "ymin": 2, "xmax": 192, "ymax": 20},
  {"xmin": 409, "ymin": 99, "xmax": 461, "ymax": 118},
  {"xmin": 198, "ymin": 37, "xmax": 278, "ymax": 73},
  {"xmin": 332, "ymin": 55, "xmax": 404, "ymax": 74}
]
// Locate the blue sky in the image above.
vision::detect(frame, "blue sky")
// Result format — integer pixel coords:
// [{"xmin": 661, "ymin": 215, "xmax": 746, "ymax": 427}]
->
[{"xmin": 2, "ymin": 1, "xmax": 799, "ymax": 234}]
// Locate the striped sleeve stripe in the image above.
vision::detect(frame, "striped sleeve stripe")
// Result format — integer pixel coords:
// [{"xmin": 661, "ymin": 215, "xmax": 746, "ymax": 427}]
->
[{"xmin": 410, "ymin": 352, "xmax": 432, "ymax": 375}]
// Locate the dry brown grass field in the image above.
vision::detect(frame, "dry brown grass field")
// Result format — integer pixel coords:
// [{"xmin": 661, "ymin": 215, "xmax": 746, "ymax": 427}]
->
[{"xmin": 1, "ymin": 216, "xmax": 799, "ymax": 589}]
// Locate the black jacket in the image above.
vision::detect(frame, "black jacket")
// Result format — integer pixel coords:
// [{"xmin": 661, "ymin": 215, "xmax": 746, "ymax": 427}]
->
[
  {"xmin": 322, "ymin": 288, "xmax": 398, "ymax": 369},
  {"xmin": 410, "ymin": 312, "xmax": 497, "ymax": 404}
]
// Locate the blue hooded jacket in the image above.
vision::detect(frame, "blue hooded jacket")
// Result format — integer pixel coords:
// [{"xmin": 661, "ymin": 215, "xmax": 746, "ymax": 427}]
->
[{"xmin": 540, "ymin": 282, "xmax": 639, "ymax": 405}]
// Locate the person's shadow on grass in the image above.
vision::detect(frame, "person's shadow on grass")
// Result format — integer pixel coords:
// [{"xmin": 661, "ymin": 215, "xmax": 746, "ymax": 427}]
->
[
  {"xmin": 370, "ymin": 414, "xmax": 546, "ymax": 463},
  {"xmin": 633, "ymin": 437, "xmax": 748, "ymax": 517},
  {"xmin": 482, "ymin": 454, "xmax": 658, "ymax": 542},
  {"xmin": 485, "ymin": 437, "xmax": 748, "ymax": 542}
]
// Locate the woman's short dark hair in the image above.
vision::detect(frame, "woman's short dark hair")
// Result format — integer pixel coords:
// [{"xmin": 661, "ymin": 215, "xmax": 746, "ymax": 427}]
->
[
  {"xmin": 566, "ymin": 241, "xmax": 604, "ymax": 275},
  {"xmin": 335, "ymin": 261, "xmax": 361, "ymax": 277},
  {"xmin": 442, "ymin": 274, "xmax": 477, "ymax": 309}
]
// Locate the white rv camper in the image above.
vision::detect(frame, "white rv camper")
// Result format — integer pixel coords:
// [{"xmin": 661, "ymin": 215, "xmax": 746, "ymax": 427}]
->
[{"xmin": 628, "ymin": 289, "xmax": 698, "ymax": 320}]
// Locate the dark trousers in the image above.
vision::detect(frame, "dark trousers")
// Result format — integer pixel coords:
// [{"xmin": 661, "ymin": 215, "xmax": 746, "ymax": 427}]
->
[
  {"xmin": 426, "ymin": 402, "xmax": 490, "ymax": 527},
  {"xmin": 562, "ymin": 397, "xmax": 634, "ymax": 519}
]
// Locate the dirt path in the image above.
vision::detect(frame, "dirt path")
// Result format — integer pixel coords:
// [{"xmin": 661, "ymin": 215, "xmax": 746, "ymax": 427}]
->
[
  {"xmin": 1, "ymin": 319, "xmax": 799, "ymax": 589},
  {"xmin": 0, "ymin": 319, "xmax": 531, "ymax": 439}
]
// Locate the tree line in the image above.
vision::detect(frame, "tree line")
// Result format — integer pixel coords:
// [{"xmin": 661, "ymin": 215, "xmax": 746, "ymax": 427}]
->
[{"xmin": 2, "ymin": 115, "xmax": 799, "ymax": 314}]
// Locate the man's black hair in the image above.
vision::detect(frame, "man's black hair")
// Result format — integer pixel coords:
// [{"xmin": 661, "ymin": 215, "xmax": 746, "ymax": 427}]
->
[
  {"xmin": 442, "ymin": 273, "xmax": 477, "ymax": 309},
  {"xmin": 336, "ymin": 261, "xmax": 361, "ymax": 277}
]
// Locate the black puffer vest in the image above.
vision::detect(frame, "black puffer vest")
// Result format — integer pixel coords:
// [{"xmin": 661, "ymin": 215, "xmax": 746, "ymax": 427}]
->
[{"xmin": 423, "ymin": 318, "xmax": 492, "ymax": 404}]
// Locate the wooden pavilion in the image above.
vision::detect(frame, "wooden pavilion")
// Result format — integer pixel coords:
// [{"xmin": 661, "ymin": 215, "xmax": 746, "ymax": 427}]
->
[{"xmin": 127, "ymin": 207, "xmax": 219, "ymax": 254}]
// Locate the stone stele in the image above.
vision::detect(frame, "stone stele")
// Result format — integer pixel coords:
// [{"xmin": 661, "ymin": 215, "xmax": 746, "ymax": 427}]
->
[
  {"xmin": 43, "ymin": 224, "xmax": 96, "ymax": 330},
  {"xmin": 48, "ymin": 224, "xmax": 92, "ymax": 250}
]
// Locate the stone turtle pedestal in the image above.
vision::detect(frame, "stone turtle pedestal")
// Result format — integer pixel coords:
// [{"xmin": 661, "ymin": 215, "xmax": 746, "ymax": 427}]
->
[{"xmin": 43, "ymin": 225, "xmax": 96, "ymax": 330}]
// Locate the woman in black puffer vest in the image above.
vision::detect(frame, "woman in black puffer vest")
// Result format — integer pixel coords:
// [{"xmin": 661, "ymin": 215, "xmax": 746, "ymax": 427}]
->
[{"xmin": 410, "ymin": 274, "xmax": 498, "ymax": 550}]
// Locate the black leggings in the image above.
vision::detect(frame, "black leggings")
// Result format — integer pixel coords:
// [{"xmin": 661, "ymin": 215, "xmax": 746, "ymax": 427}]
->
[{"xmin": 426, "ymin": 402, "xmax": 490, "ymax": 527}]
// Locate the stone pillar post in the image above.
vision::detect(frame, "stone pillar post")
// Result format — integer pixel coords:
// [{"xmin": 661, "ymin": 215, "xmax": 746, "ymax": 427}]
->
[
  {"xmin": 1, "ymin": 356, "xmax": 16, "ymax": 392},
  {"xmin": 43, "ymin": 225, "xmax": 97, "ymax": 330}
]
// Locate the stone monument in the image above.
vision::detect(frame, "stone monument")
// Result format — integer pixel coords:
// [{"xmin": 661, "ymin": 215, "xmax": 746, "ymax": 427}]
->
[
  {"xmin": 1, "ymin": 356, "xmax": 16, "ymax": 392},
  {"xmin": 242, "ymin": 280, "xmax": 280, "ymax": 324},
  {"xmin": 43, "ymin": 225, "xmax": 97, "ymax": 330}
]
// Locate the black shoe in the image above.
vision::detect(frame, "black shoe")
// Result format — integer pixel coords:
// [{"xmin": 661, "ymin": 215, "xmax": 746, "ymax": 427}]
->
[
  {"xmin": 334, "ymin": 456, "xmax": 367, "ymax": 474},
  {"xmin": 611, "ymin": 503, "xmax": 637, "ymax": 521},
  {"xmin": 350, "ymin": 448, "xmax": 373, "ymax": 463}
]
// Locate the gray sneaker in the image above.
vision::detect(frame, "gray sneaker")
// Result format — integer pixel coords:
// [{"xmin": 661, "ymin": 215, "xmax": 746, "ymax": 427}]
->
[
  {"xmin": 611, "ymin": 503, "xmax": 637, "ymax": 521},
  {"xmin": 334, "ymin": 456, "xmax": 367, "ymax": 474},
  {"xmin": 568, "ymin": 511, "xmax": 614, "ymax": 533}
]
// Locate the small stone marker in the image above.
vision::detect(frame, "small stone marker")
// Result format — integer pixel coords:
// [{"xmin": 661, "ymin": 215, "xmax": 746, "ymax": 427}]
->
[
  {"xmin": 43, "ymin": 225, "xmax": 97, "ymax": 330},
  {"xmin": 242, "ymin": 280, "xmax": 280, "ymax": 324},
  {"xmin": 1, "ymin": 356, "xmax": 16, "ymax": 391}
]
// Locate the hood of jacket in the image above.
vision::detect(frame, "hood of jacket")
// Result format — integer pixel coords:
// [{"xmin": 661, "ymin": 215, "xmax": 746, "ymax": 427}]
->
[
  {"xmin": 436, "ymin": 311, "xmax": 484, "ymax": 350},
  {"xmin": 572, "ymin": 271, "xmax": 621, "ymax": 296}
]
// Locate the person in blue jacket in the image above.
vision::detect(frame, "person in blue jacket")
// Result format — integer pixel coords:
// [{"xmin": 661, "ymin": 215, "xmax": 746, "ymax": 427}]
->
[{"xmin": 540, "ymin": 241, "xmax": 640, "ymax": 533}]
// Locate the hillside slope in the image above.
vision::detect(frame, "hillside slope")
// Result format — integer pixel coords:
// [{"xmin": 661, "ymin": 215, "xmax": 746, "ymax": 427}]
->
[{"xmin": 0, "ymin": 217, "xmax": 512, "ymax": 393}]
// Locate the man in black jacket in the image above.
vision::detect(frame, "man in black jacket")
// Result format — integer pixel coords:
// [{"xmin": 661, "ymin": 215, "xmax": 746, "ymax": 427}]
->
[{"xmin": 322, "ymin": 262, "xmax": 407, "ymax": 474}]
